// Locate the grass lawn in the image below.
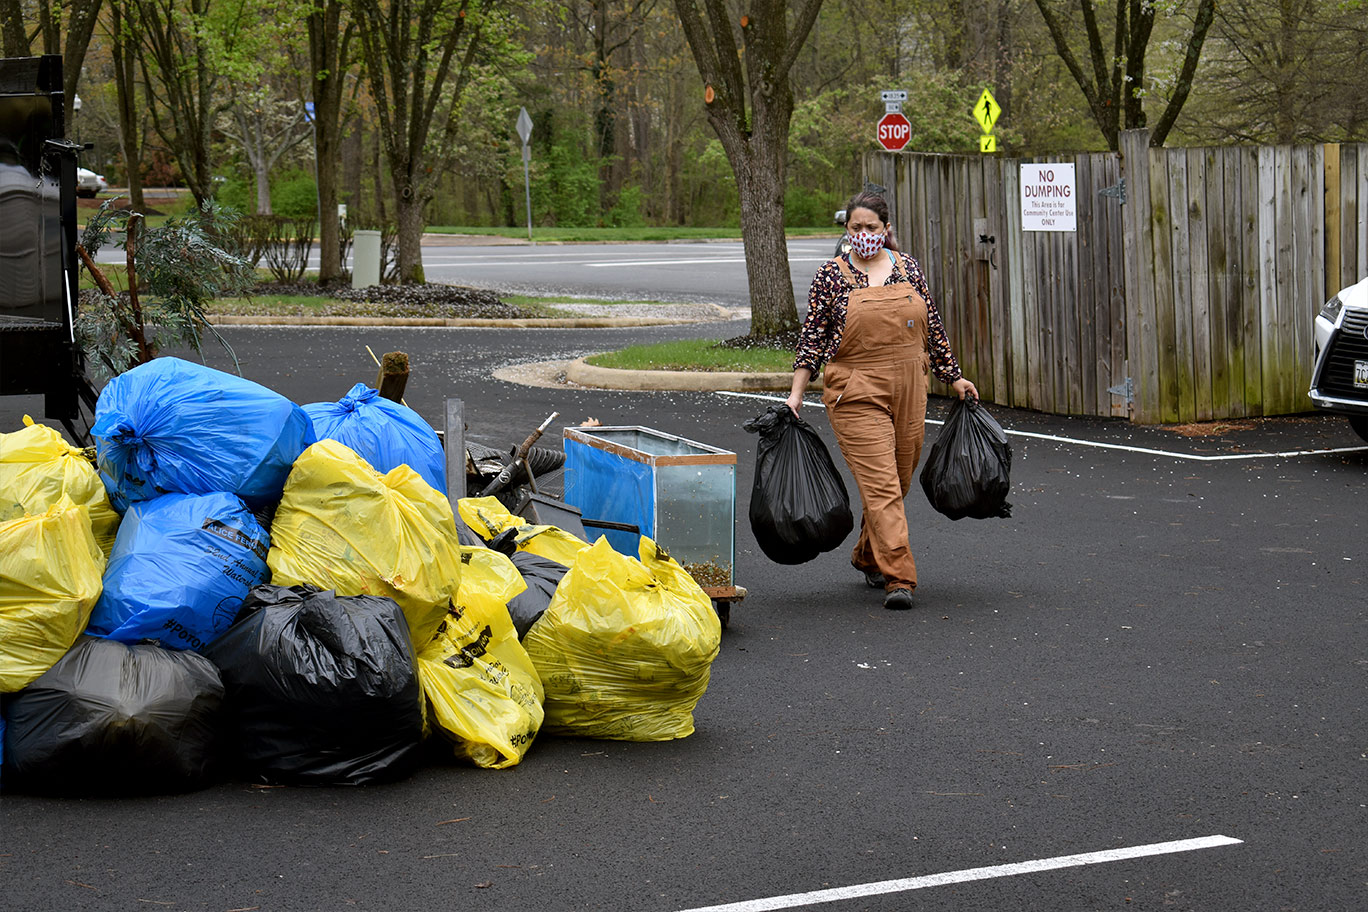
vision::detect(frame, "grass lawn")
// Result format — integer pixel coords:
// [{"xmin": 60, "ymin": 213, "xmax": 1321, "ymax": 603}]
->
[{"xmin": 585, "ymin": 338, "xmax": 793, "ymax": 373}]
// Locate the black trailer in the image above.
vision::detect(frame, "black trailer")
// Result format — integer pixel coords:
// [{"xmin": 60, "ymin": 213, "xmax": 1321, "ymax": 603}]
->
[{"xmin": 0, "ymin": 54, "xmax": 95, "ymax": 443}]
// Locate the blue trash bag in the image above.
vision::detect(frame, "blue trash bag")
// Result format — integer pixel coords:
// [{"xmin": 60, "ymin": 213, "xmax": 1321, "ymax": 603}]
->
[
  {"xmin": 303, "ymin": 383, "xmax": 447, "ymax": 494},
  {"xmin": 87, "ymin": 492, "xmax": 271, "ymax": 652},
  {"xmin": 93, "ymin": 357, "xmax": 316, "ymax": 509}
]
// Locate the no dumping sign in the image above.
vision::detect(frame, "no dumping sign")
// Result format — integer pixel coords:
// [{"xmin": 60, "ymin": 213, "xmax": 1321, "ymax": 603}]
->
[{"xmin": 1020, "ymin": 163, "xmax": 1076, "ymax": 232}]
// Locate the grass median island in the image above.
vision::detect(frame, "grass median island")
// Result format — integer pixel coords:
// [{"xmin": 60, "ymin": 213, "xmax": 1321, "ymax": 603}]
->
[{"xmin": 585, "ymin": 338, "xmax": 795, "ymax": 373}]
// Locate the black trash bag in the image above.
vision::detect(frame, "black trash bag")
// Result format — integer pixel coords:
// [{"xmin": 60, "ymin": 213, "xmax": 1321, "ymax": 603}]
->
[
  {"xmin": 204, "ymin": 584, "xmax": 424, "ymax": 786},
  {"xmin": 919, "ymin": 397, "xmax": 1013, "ymax": 520},
  {"xmin": 506, "ymin": 550, "xmax": 569, "ymax": 639},
  {"xmin": 742, "ymin": 405, "xmax": 854, "ymax": 564},
  {"xmin": 2, "ymin": 636, "xmax": 223, "ymax": 795}
]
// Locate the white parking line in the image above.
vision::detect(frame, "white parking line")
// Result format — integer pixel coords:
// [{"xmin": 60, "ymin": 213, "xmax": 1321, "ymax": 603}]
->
[
  {"xmin": 673, "ymin": 835, "xmax": 1243, "ymax": 912},
  {"xmin": 717, "ymin": 391, "xmax": 1368, "ymax": 462},
  {"xmin": 585, "ymin": 256, "xmax": 830, "ymax": 268}
]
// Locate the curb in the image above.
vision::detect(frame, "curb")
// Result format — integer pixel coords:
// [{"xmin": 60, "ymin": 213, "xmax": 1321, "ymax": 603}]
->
[
  {"xmin": 565, "ymin": 357, "xmax": 823, "ymax": 393},
  {"xmin": 209, "ymin": 303, "xmax": 740, "ymax": 329}
]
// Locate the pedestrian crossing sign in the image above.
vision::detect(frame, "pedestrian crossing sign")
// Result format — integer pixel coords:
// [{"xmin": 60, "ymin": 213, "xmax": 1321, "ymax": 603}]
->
[
  {"xmin": 979, "ymin": 134, "xmax": 997, "ymax": 153},
  {"xmin": 973, "ymin": 89, "xmax": 1001, "ymax": 133}
]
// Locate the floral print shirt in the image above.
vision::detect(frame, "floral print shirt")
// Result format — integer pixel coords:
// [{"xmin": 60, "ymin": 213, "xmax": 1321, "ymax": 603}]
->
[{"xmin": 794, "ymin": 250, "xmax": 962, "ymax": 383}]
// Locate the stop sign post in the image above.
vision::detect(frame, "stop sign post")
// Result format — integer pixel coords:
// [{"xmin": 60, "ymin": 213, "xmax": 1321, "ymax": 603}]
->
[{"xmin": 877, "ymin": 111, "xmax": 911, "ymax": 152}]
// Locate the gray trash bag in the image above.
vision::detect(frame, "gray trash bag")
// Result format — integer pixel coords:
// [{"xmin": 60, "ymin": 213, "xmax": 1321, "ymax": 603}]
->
[{"xmin": 1, "ymin": 636, "xmax": 224, "ymax": 795}]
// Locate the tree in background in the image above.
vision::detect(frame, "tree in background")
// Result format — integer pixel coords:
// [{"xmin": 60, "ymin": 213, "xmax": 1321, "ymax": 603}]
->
[
  {"xmin": 133, "ymin": 0, "xmax": 249, "ymax": 205},
  {"xmin": 308, "ymin": 0, "xmax": 355, "ymax": 282},
  {"xmin": 1032, "ymin": 0, "xmax": 1216, "ymax": 148},
  {"xmin": 106, "ymin": 0, "xmax": 145, "ymax": 209},
  {"xmin": 352, "ymin": 0, "xmax": 521, "ymax": 282},
  {"xmin": 671, "ymin": 0, "xmax": 824, "ymax": 337},
  {"xmin": 1182, "ymin": 0, "xmax": 1368, "ymax": 144},
  {"xmin": 0, "ymin": 0, "xmax": 105, "ymax": 127}
]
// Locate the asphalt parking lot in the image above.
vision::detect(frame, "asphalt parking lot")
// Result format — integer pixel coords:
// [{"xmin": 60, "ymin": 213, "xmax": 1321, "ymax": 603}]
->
[{"xmin": 3, "ymin": 321, "xmax": 1365, "ymax": 912}]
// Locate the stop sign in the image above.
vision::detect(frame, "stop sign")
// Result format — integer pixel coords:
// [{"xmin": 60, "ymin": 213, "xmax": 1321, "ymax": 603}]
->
[{"xmin": 877, "ymin": 112, "xmax": 912, "ymax": 151}]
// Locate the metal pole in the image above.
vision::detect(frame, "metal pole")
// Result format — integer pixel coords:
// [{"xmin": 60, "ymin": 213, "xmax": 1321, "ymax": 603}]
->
[{"xmin": 522, "ymin": 146, "xmax": 533, "ymax": 245}]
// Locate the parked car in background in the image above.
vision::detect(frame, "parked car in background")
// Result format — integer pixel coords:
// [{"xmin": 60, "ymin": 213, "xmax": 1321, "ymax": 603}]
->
[
  {"xmin": 1309, "ymin": 275, "xmax": 1368, "ymax": 442},
  {"xmin": 75, "ymin": 167, "xmax": 107, "ymax": 198}
]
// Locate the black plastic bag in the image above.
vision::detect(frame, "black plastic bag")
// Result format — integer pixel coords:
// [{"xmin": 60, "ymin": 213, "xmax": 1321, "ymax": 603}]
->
[
  {"xmin": 919, "ymin": 397, "xmax": 1013, "ymax": 520},
  {"xmin": 2, "ymin": 636, "xmax": 224, "ymax": 795},
  {"xmin": 506, "ymin": 550, "xmax": 569, "ymax": 638},
  {"xmin": 204, "ymin": 584, "xmax": 424, "ymax": 786},
  {"xmin": 743, "ymin": 405, "xmax": 854, "ymax": 564}
]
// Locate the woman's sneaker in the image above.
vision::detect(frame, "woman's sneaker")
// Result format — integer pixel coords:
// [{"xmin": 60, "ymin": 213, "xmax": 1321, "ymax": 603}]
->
[{"xmin": 883, "ymin": 588, "xmax": 915, "ymax": 610}]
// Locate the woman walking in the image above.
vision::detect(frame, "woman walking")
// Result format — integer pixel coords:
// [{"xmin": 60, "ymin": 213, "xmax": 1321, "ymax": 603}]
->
[{"xmin": 786, "ymin": 191, "xmax": 977, "ymax": 610}]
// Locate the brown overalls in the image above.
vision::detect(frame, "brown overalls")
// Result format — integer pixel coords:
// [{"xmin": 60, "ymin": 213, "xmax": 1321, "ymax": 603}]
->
[{"xmin": 821, "ymin": 253, "xmax": 929, "ymax": 592}]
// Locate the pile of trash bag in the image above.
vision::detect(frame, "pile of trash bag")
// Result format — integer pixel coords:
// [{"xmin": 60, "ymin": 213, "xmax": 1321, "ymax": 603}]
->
[{"xmin": 0, "ymin": 357, "xmax": 724, "ymax": 796}]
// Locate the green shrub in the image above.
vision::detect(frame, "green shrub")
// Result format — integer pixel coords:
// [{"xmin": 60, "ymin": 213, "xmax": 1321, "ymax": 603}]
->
[
  {"xmin": 271, "ymin": 169, "xmax": 318, "ymax": 221},
  {"xmin": 784, "ymin": 186, "xmax": 839, "ymax": 227},
  {"xmin": 606, "ymin": 184, "xmax": 646, "ymax": 228},
  {"xmin": 214, "ymin": 177, "xmax": 253, "ymax": 214}
]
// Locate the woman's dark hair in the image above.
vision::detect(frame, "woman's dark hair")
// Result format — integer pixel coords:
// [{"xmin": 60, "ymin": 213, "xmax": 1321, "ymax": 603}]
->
[{"xmin": 845, "ymin": 190, "xmax": 900, "ymax": 252}]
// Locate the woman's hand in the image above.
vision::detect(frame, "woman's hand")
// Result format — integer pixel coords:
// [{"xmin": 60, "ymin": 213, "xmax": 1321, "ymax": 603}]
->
[
  {"xmin": 787, "ymin": 367, "xmax": 813, "ymax": 415},
  {"xmin": 952, "ymin": 377, "xmax": 978, "ymax": 400}
]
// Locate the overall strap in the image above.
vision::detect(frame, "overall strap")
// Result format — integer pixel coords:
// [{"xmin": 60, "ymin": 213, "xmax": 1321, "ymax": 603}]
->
[
  {"xmin": 887, "ymin": 249, "xmax": 906, "ymax": 281},
  {"xmin": 835, "ymin": 255, "xmax": 861, "ymax": 284}
]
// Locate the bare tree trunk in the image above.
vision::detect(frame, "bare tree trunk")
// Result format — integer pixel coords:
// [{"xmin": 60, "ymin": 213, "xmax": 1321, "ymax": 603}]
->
[
  {"xmin": 671, "ymin": 0, "xmax": 822, "ymax": 336},
  {"xmin": 309, "ymin": 0, "xmax": 352, "ymax": 282},
  {"xmin": 62, "ymin": 0, "xmax": 104, "ymax": 127},
  {"xmin": 110, "ymin": 0, "xmax": 145, "ymax": 210},
  {"xmin": 253, "ymin": 157, "xmax": 272, "ymax": 214},
  {"xmin": 0, "ymin": 0, "xmax": 29, "ymax": 56},
  {"xmin": 394, "ymin": 189, "xmax": 426, "ymax": 284}
]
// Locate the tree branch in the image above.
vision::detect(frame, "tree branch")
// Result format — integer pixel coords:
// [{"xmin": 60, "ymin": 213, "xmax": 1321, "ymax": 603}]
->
[{"xmin": 1148, "ymin": 0, "xmax": 1216, "ymax": 146}]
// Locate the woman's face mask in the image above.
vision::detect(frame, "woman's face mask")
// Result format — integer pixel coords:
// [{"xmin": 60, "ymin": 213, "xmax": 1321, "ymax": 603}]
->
[{"xmin": 848, "ymin": 228, "xmax": 887, "ymax": 259}]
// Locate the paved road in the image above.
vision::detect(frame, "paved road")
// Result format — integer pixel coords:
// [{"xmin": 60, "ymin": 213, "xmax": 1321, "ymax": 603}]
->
[
  {"xmin": 3, "ymin": 322, "xmax": 1367, "ymax": 912},
  {"xmin": 94, "ymin": 238, "xmax": 840, "ymax": 309}
]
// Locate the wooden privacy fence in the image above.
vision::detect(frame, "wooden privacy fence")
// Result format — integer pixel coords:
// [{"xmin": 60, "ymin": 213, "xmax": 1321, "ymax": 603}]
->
[{"xmin": 865, "ymin": 130, "xmax": 1368, "ymax": 423}]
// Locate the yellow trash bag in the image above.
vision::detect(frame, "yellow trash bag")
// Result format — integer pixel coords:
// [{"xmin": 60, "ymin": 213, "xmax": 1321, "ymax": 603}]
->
[
  {"xmin": 524, "ymin": 536, "xmax": 722, "ymax": 741},
  {"xmin": 268, "ymin": 440, "xmax": 463, "ymax": 644},
  {"xmin": 457, "ymin": 496, "xmax": 588, "ymax": 567},
  {"xmin": 417, "ymin": 546, "xmax": 545, "ymax": 768},
  {"xmin": 0, "ymin": 416, "xmax": 120, "ymax": 558},
  {"xmin": 1, "ymin": 498, "xmax": 106, "ymax": 693}
]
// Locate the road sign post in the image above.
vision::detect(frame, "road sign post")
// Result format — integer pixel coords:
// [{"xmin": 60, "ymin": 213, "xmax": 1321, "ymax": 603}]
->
[
  {"xmin": 877, "ymin": 111, "xmax": 911, "ymax": 152},
  {"xmin": 516, "ymin": 107, "xmax": 534, "ymax": 244}
]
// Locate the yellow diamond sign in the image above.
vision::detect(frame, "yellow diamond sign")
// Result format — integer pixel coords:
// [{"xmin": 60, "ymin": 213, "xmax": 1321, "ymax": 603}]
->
[{"xmin": 973, "ymin": 89, "xmax": 1001, "ymax": 133}]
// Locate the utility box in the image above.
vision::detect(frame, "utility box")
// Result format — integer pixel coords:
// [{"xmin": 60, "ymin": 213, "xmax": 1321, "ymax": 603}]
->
[{"xmin": 562, "ymin": 426, "xmax": 736, "ymax": 591}]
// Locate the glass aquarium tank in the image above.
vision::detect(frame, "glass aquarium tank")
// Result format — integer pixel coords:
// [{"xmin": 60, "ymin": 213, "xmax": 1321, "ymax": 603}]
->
[{"xmin": 562, "ymin": 426, "xmax": 737, "ymax": 592}]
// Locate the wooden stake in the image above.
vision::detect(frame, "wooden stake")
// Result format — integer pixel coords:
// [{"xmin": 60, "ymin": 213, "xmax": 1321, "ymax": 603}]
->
[{"xmin": 375, "ymin": 350, "xmax": 410, "ymax": 403}]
